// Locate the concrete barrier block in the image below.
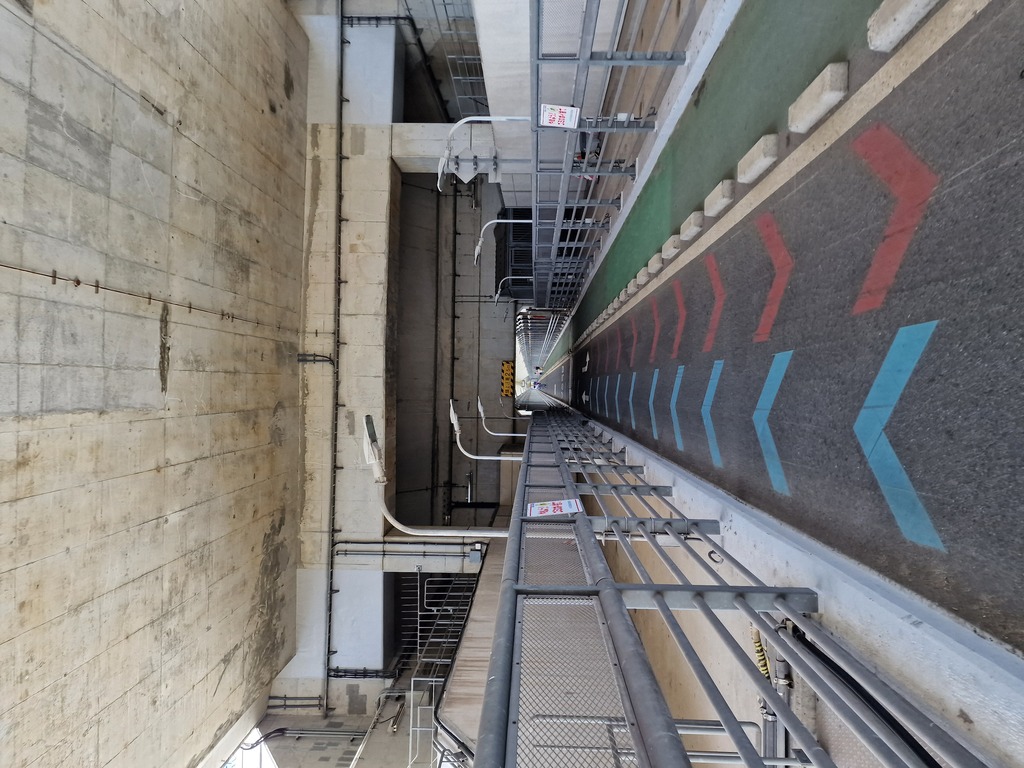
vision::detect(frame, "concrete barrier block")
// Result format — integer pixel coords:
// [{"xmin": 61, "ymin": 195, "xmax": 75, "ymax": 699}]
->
[
  {"xmin": 626, "ymin": 279, "xmax": 639, "ymax": 296},
  {"xmin": 868, "ymin": 0, "xmax": 941, "ymax": 52},
  {"xmin": 704, "ymin": 180, "xmax": 735, "ymax": 218},
  {"xmin": 636, "ymin": 267, "xmax": 651, "ymax": 287},
  {"xmin": 788, "ymin": 63, "xmax": 848, "ymax": 134},
  {"xmin": 737, "ymin": 134, "xmax": 779, "ymax": 184},
  {"xmin": 648, "ymin": 253, "xmax": 664, "ymax": 275},
  {"xmin": 680, "ymin": 211, "xmax": 704, "ymax": 241},
  {"xmin": 661, "ymin": 235, "xmax": 684, "ymax": 261},
  {"xmin": 618, "ymin": 289, "xmax": 629, "ymax": 303}
]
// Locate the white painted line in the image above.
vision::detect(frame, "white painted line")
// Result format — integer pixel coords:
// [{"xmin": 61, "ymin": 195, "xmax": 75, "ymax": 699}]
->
[
  {"xmin": 704, "ymin": 179, "xmax": 735, "ymax": 217},
  {"xmin": 788, "ymin": 62, "xmax": 849, "ymax": 133},
  {"xmin": 737, "ymin": 133, "xmax": 779, "ymax": 184},
  {"xmin": 679, "ymin": 211, "xmax": 704, "ymax": 241},
  {"xmin": 869, "ymin": 0, "xmax": 943, "ymax": 52}
]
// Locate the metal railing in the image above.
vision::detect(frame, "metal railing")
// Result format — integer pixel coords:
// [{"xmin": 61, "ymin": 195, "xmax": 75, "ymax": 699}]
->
[
  {"xmin": 410, "ymin": 573, "xmax": 479, "ymax": 767},
  {"xmin": 520, "ymin": 0, "xmax": 698, "ymax": 368},
  {"xmin": 474, "ymin": 405, "xmax": 989, "ymax": 768}
]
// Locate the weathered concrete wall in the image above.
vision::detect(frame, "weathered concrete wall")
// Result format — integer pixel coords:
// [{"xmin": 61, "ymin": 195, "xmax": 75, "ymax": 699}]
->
[{"xmin": 0, "ymin": 1, "xmax": 308, "ymax": 766}]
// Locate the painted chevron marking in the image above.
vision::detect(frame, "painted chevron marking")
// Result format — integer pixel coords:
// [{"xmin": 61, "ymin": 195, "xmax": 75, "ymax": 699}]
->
[
  {"xmin": 753, "ymin": 213, "xmax": 794, "ymax": 343},
  {"xmin": 851, "ymin": 123, "xmax": 940, "ymax": 315},
  {"xmin": 701, "ymin": 360, "xmax": 724, "ymax": 467},
  {"xmin": 670, "ymin": 365, "xmax": 685, "ymax": 451},
  {"xmin": 854, "ymin": 321, "xmax": 944, "ymax": 549},
  {"xmin": 672, "ymin": 280, "xmax": 687, "ymax": 359},
  {"xmin": 630, "ymin": 315, "xmax": 639, "ymax": 368},
  {"xmin": 615, "ymin": 374, "xmax": 622, "ymax": 423},
  {"xmin": 648, "ymin": 368, "xmax": 660, "ymax": 440},
  {"xmin": 616, "ymin": 326, "xmax": 622, "ymax": 369},
  {"xmin": 628, "ymin": 372, "xmax": 637, "ymax": 430},
  {"xmin": 753, "ymin": 350, "xmax": 794, "ymax": 495},
  {"xmin": 702, "ymin": 254, "xmax": 726, "ymax": 353},
  {"xmin": 649, "ymin": 296, "xmax": 661, "ymax": 363}
]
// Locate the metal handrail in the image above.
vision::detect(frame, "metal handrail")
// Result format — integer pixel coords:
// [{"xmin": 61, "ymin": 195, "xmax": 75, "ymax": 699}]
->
[{"xmin": 474, "ymin": 405, "xmax": 989, "ymax": 768}]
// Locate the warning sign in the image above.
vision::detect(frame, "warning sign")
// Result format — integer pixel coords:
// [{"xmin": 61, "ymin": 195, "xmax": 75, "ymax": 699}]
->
[
  {"xmin": 526, "ymin": 498, "xmax": 583, "ymax": 517},
  {"xmin": 540, "ymin": 104, "xmax": 580, "ymax": 129}
]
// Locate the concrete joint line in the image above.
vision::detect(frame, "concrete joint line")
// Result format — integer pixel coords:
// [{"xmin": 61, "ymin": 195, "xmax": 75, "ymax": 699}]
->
[{"xmin": 589, "ymin": 0, "xmax": 993, "ymax": 337}]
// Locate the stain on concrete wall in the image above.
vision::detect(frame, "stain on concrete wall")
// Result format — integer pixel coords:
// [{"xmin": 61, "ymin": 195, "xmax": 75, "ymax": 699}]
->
[{"xmin": 0, "ymin": 1, "xmax": 309, "ymax": 766}]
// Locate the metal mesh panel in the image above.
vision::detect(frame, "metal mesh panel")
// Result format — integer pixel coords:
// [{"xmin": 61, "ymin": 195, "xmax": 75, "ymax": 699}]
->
[
  {"xmin": 515, "ymin": 597, "xmax": 638, "ymax": 767},
  {"xmin": 521, "ymin": 522, "xmax": 589, "ymax": 585},
  {"xmin": 540, "ymin": 0, "xmax": 586, "ymax": 57}
]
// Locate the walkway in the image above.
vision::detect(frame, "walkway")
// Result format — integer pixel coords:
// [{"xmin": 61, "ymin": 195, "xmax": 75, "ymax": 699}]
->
[{"xmin": 548, "ymin": 0, "xmax": 1024, "ymax": 653}]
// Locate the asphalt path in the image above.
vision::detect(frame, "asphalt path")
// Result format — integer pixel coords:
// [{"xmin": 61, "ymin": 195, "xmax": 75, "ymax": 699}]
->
[{"xmin": 550, "ymin": 0, "xmax": 1024, "ymax": 653}]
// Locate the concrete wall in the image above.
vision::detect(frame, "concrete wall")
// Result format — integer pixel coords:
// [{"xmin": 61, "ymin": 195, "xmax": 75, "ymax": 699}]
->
[{"xmin": 0, "ymin": 1, "xmax": 308, "ymax": 766}]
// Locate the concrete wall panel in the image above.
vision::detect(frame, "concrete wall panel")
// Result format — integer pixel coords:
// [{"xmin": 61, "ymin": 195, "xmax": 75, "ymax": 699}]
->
[{"xmin": 0, "ymin": 2, "xmax": 309, "ymax": 767}]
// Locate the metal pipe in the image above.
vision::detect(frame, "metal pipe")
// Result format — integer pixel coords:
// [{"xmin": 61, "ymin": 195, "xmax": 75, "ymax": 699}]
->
[
  {"xmin": 473, "ymin": 218, "xmax": 533, "ymax": 265},
  {"xmin": 323, "ymin": 0, "xmax": 346, "ymax": 718},
  {"xmin": 773, "ymin": 602, "xmax": 990, "ymax": 768},
  {"xmin": 494, "ymin": 275, "xmax": 534, "ymax": 305},
  {"xmin": 364, "ymin": 415, "xmax": 508, "ymax": 540},
  {"xmin": 609, "ymin": 528, "xmax": 765, "ymax": 768},
  {"xmin": 738, "ymin": 603, "xmax": 917, "ymax": 768},
  {"xmin": 688, "ymin": 595, "xmax": 837, "ymax": 768},
  {"xmin": 474, "ymin": 424, "xmax": 532, "ymax": 767},
  {"xmin": 477, "ymin": 397, "xmax": 527, "ymax": 437},
  {"xmin": 553, "ymin": 457, "xmax": 692, "ymax": 767},
  {"xmin": 531, "ymin": 715, "xmax": 760, "ymax": 739},
  {"xmin": 449, "ymin": 400, "xmax": 523, "ymax": 461}
]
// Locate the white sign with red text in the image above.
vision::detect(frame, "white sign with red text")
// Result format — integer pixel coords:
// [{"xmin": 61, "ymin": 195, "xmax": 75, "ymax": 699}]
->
[
  {"xmin": 526, "ymin": 498, "xmax": 583, "ymax": 517},
  {"xmin": 540, "ymin": 104, "xmax": 580, "ymax": 129}
]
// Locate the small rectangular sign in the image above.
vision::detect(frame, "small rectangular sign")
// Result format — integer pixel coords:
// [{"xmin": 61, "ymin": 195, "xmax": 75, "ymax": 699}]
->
[
  {"xmin": 501, "ymin": 360, "xmax": 515, "ymax": 397},
  {"xmin": 540, "ymin": 104, "xmax": 580, "ymax": 129},
  {"xmin": 526, "ymin": 498, "xmax": 583, "ymax": 517}
]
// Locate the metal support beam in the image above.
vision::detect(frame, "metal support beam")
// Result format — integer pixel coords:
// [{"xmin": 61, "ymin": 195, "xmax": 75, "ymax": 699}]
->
[
  {"xmin": 580, "ymin": 117, "xmax": 657, "ymax": 132},
  {"xmin": 576, "ymin": 482, "xmax": 673, "ymax": 496},
  {"xmin": 537, "ymin": 167, "xmax": 636, "ymax": 177},
  {"xmin": 513, "ymin": 583, "xmax": 820, "ymax": 613}
]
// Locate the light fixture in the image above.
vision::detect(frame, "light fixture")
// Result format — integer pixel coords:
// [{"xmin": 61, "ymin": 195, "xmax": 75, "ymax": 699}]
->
[
  {"xmin": 436, "ymin": 116, "xmax": 531, "ymax": 192},
  {"xmin": 449, "ymin": 401, "xmax": 522, "ymax": 462}
]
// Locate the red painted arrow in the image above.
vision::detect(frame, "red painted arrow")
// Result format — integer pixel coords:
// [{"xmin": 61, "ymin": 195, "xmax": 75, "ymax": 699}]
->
[
  {"xmin": 649, "ymin": 296, "xmax": 661, "ymax": 363},
  {"xmin": 851, "ymin": 123, "xmax": 939, "ymax": 315},
  {"xmin": 629, "ymin": 314, "xmax": 639, "ymax": 368},
  {"xmin": 753, "ymin": 213, "xmax": 794, "ymax": 343},
  {"xmin": 702, "ymin": 254, "xmax": 725, "ymax": 353},
  {"xmin": 671, "ymin": 279, "xmax": 687, "ymax": 359}
]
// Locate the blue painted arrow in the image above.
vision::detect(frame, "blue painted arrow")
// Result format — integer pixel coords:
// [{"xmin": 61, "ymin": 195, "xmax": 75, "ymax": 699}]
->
[
  {"xmin": 701, "ymin": 360, "xmax": 724, "ymax": 468},
  {"xmin": 628, "ymin": 372, "xmax": 637, "ymax": 430},
  {"xmin": 648, "ymin": 369, "xmax": 660, "ymax": 440},
  {"xmin": 753, "ymin": 351, "xmax": 794, "ymax": 495},
  {"xmin": 854, "ymin": 321, "xmax": 944, "ymax": 550},
  {"xmin": 615, "ymin": 374, "xmax": 621, "ymax": 423},
  {"xmin": 670, "ymin": 365, "xmax": 685, "ymax": 451}
]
